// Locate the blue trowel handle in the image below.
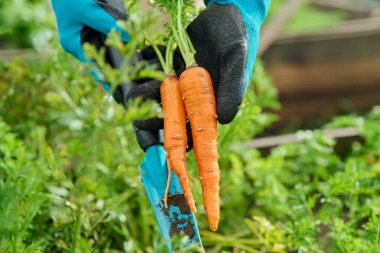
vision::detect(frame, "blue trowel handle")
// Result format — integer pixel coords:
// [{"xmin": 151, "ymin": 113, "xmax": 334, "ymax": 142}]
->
[{"xmin": 140, "ymin": 145, "xmax": 203, "ymax": 252}]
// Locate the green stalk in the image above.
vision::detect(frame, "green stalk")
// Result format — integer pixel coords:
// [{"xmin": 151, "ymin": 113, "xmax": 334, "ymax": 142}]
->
[
  {"xmin": 171, "ymin": 0, "xmax": 196, "ymax": 68},
  {"xmin": 172, "ymin": 25, "xmax": 187, "ymax": 66},
  {"xmin": 176, "ymin": 0, "xmax": 189, "ymax": 57},
  {"xmin": 152, "ymin": 44, "xmax": 169, "ymax": 75},
  {"xmin": 146, "ymin": 35, "xmax": 175, "ymax": 76},
  {"xmin": 185, "ymin": 32, "xmax": 196, "ymax": 55},
  {"xmin": 166, "ymin": 38, "xmax": 176, "ymax": 76},
  {"xmin": 165, "ymin": 38, "xmax": 172, "ymax": 72}
]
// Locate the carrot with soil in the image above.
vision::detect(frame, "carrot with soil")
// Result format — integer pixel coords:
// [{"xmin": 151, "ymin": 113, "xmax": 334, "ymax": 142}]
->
[{"xmin": 150, "ymin": 39, "xmax": 197, "ymax": 213}]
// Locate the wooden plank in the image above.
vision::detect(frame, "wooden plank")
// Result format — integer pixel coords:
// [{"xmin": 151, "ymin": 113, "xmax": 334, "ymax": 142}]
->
[
  {"xmin": 248, "ymin": 127, "xmax": 359, "ymax": 149},
  {"xmin": 268, "ymin": 17, "xmax": 380, "ymax": 46},
  {"xmin": 310, "ymin": 0, "xmax": 372, "ymax": 19},
  {"xmin": 266, "ymin": 57, "xmax": 380, "ymax": 98},
  {"xmin": 270, "ymin": 88, "xmax": 380, "ymax": 130},
  {"xmin": 258, "ymin": 0, "xmax": 304, "ymax": 57},
  {"xmin": 262, "ymin": 20, "xmax": 380, "ymax": 130},
  {"xmin": 248, "ymin": 127, "xmax": 362, "ymax": 156},
  {"xmin": 263, "ymin": 22, "xmax": 380, "ymax": 92},
  {"xmin": 0, "ymin": 49, "xmax": 37, "ymax": 61}
]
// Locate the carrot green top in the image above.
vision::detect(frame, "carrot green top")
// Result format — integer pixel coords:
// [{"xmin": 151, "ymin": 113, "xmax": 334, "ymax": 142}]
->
[
  {"xmin": 172, "ymin": 0, "xmax": 197, "ymax": 68},
  {"xmin": 149, "ymin": 37, "xmax": 176, "ymax": 76},
  {"xmin": 152, "ymin": 0, "xmax": 197, "ymax": 69}
]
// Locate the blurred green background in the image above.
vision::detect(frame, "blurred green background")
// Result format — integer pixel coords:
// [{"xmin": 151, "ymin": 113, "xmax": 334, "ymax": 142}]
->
[{"xmin": 2, "ymin": 0, "xmax": 380, "ymax": 252}]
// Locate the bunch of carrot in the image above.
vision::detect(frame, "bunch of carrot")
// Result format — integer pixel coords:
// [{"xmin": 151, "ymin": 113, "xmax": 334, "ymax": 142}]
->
[
  {"xmin": 150, "ymin": 39, "xmax": 197, "ymax": 215},
  {"xmin": 151, "ymin": 0, "xmax": 220, "ymax": 231}
]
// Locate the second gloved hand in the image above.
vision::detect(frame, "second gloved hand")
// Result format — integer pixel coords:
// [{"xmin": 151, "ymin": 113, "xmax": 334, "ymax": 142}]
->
[
  {"xmin": 52, "ymin": 0, "xmax": 165, "ymax": 151},
  {"xmin": 51, "ymin": 0, "xmax": 130, "ymax": 62}
]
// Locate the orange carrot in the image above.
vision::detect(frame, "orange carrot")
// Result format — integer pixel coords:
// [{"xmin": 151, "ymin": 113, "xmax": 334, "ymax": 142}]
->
[
  {"xmin": 161, "ymin": 75, "xmax": 197, "ymax": 213},
  {"xmin": 179, "ymin": 66, "xmax": 220, "ymax": 231}
]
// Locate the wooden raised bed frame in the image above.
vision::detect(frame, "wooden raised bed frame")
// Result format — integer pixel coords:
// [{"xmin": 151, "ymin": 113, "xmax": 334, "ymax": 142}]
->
[{"xmin": 262, "ymin": 17, "xmax": 380, "ymax": 130}]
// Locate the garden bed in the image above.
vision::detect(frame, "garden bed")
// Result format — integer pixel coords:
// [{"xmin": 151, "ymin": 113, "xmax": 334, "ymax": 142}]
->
[{"xmin": 262, "ymin": 16, "xmax": 380, "ymax": 131}]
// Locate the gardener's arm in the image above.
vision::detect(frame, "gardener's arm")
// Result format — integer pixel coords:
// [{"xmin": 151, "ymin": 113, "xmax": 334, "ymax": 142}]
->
[
  {"xmin": 51, "ymin": 0, "xmax": 163, "ymax": 151},
  {"xmin": 187, "ymin": 0, "xmax": 271, "ymax": 124}
]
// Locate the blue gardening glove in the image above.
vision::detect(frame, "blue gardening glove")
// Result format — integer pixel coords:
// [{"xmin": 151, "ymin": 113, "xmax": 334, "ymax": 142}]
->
[
  {"xmin": 51, "ymin": 0, "xmax": 130, "ymax": 62},
  {"xmin": 51, "ymin": 0, "xmax": 164, "ymax": 151},
  {"xmin": 183, "ymin": 0, "xmax": 270, "ymax": 124}
]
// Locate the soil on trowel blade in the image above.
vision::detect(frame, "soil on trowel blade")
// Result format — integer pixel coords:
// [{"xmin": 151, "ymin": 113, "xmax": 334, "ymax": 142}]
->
[{"xmin": 158, "ymin": 193, "xmax": 196, "ymax": 239}]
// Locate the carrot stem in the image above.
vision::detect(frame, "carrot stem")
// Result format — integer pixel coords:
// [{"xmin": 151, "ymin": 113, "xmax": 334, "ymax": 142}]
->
[
  {"xmin": 173, "ymin": 0, "xmax": 196, "ymax": 68},
  {"xmin": 166, "ymin": 38, "xmax": 175, "ymax": 76},
  {"xmin": 145, "ymin": 33, "xmax": 176, "ymax": 76},
  {"xmin": 185, "ymin": 32, "xmax": 196, "ymax": 56},
  {"xmin": 151, "ymin": 43, "xmax": 169, "ymax": 75}
]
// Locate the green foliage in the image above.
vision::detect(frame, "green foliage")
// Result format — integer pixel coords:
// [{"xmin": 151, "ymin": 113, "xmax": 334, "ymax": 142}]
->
[
  {"xmin": 0, "ymin": 47, "xmax": 167, "ymax": 252},
  {"xmin": 151, "ymin": 0, "xmax": 197, "ymax": 67},
  {"xmin": 0, "ymin": 120, "xmax": 45, "ymax": 253},
  {"xmin": 0, "ymin": 0, "xmax": 53, "ymax": 49},
  {"xmin": 197, "ymin": 104, "xmax": 380, "ymax": 252},
  {"xmin": 0, "ymin": 40, "xmax": 280, "ymax": 252},
  {"xmin": 2, "ymin": 1, "xmax": 380, "ymax": 252},
  {"xmin": 5, "ymin": 37, "xmax": 380, "ymax": 251},
  {"xmin": 5, "ymin": 30, "xmax": 380, "ymax": 251},
  {"xmin": 151, "ymin": 0, "xmax": 196, "ymax": 26}
]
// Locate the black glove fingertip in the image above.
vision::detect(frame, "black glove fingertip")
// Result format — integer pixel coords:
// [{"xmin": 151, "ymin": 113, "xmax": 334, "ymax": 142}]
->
[
  {"xmin": 186, "ymin": 122, "xmax": 194, "ymax": 152},
  {"xmin": 134, "ymin": 118, "xmax": 164, "ymax": 132},
  {"xmin": 217, "ymin": 100, "xmax": 241, "ymax": 124},
  {"xmin": 134, "ymin": 127, "xmax": 164, "ymax": 151},
  {"xmin": 127, "ymin": 79, "xmax": 162, "ymax": 103}
]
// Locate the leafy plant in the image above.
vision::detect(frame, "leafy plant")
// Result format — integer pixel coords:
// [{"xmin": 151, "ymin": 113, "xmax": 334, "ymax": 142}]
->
[
  {"xmin": 3, "ymin": 0, "xmax": 380, "ymax": 252},
  {"xmin": 0, "ymin": 0, "xmax": 53, "ymax": 50}
]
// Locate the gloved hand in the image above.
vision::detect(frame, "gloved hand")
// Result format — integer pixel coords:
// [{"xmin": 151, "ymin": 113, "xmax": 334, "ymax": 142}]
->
[
  {"xmin": 134, "ymin": 0, "xmax": 270, "ymax": 134},
  {"xmin": 188, "ymin": 0, "xmax": 271, "ymax": 124},
  {"xmin": 131, "ymin": 0, "xmax": 269, "ymax": 145},
  {"xmin": 51, "ymin": 0, "xmax": 163, "ymax": 151},
  {"xmin": 51, "ymin": 0, "xmax": 130, "ymax": 62}
]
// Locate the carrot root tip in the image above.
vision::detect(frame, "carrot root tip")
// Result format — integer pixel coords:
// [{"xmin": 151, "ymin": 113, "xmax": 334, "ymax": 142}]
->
[{"xmin": 164, "ymin": 158, "xmax": 172, "ymax": 210}]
